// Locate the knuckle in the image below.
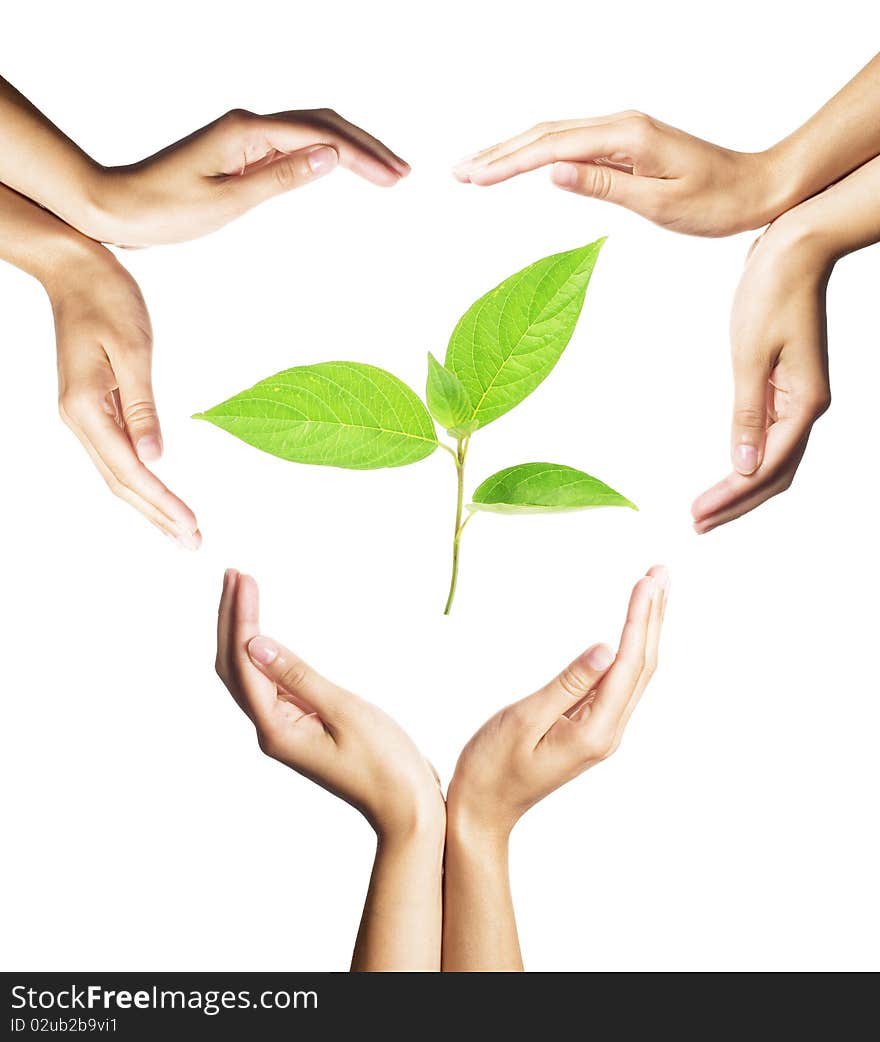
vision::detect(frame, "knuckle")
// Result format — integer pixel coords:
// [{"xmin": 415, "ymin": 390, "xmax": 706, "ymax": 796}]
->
[
  {"xmin": 104, "ymin": 474, "xmax": 125, "ymax": 498},
  {"xmin": 222, "ymin": 107, "xmax": 253, "ymax": 129},
  {"xmin": 585, "ymin": 164, "xmax": 615, "ymax": 200},
  {"xmin": 122, "ymin": 397, "xmax": 157, "ymax": 429},
  {"xmin": 734, "ymin": 405, "xmax": 766, "ymax": 431},
  {"xmin": 272, "ymin": 158, "xmax": 301, "ymax": 190},
  {"xmin": 502, "ymin": 702, "xmax": 531, "ymax": 732},
  {"xmin": 278, "ymin": 656, "xmax": 308, "ymax": 693},
  {"xmin": 623, "ymin": 112, "xmax": 654, "ymax": 146},
  {"xmin": 58, "ymin": 387, "xmax": 90, "ymax": 424},
  {"xmin": 557, "ymin": 665, "xmax": 589, "ymax": 701},
  {"xmin": 807, "ymin": 388, "xmax": 832, "ymax": 418}
]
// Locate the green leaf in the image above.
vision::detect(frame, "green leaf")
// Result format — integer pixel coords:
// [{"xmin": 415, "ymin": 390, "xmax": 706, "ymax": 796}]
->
[
  {"xmin": 425, "ymin": 352, "xmax": 477, "ymax": 437},
  {"xmin": 469, "ymin": 462, "xmax": 637, "ymax": 514},
  {"xmin": 193, "ymin": 361, "xmax": 438, "ymax": 470},
  {"xmin": 445, "ymin": 239, "xmax": 605, "ymax": 430}
]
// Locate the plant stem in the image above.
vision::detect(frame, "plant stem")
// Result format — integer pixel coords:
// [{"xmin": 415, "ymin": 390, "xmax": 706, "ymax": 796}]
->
[{"xmin": 443, "ymin": 436, "xmax": 470, "ymax": 615}]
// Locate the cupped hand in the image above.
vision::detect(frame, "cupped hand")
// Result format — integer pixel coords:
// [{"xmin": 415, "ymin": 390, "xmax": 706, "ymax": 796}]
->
[
  {"xmin": 97, "ymin": 108, "xmax": 410, "ymax": 247},
  {"xmin": 51, "ymin": 245, "xmax": 200, "ymax": 547},
  {"xmin": 216, "ymin": 570, "xmax": 444, "ymax": 839},
  {"xmin": 453, "ymin": 112, "xmax": 779, "ymax": 236},
  {"xmin": 692, "ymin": 218, "xmax": 832, "ymax": 533},
  {"xmin": 446, "ymin": 566, "xmax": 668, "ymax": 838}
]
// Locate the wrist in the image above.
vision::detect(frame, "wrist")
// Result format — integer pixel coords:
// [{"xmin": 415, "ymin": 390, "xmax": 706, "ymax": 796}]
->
[
  {"xmin": 35, "ymin": 230, "xmax": 109, "ymax": 299},
  {"xmin": 73, "ymin": 165, "xmax": 143, "ymax": 247},
  {"xmin": 747, "ymin": 143, "xmax": 808, "ymax": 227},
  {"xmin": 761, "ymin": 199, "xmax": 841, "ymax": 275},
  {"xmin": 446, "ymin": 803, "xmax": 512, "ymax": 855},
  {"xmin": 374, "ymin": 798, "xmax": 446, "ymax": 849}
]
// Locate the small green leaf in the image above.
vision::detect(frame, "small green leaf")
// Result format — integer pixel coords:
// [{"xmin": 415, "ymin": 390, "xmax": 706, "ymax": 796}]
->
[
  {"xmin": 426, "ymin": 352, "xmax": 477, "ymax": 437},
  {"xmin": 194, "ymin": 361, "xmax": 438, "ymax": 470},
  {"xmin": 445, "ymin": 239, "xmax": 605, "ymax": 430},
  {"xmin": 469, "ymin": 462, "xmax": 637, "ymax": 514}
]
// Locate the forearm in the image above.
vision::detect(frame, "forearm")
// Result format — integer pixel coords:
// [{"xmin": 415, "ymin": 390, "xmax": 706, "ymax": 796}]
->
[
  {"xmin": 772, "ymin": 151, "xmax": 880, "ymax": 268},
  {"xmin": 765, "ymin": 52, "xmax": 880, "ymax": 216},
  {"xmin": 0, "ymin": 180, "xmax": 102, "ymax": 293},
  {"xmin": 0, "ymin": 76, "xmax": 108, "ymax": 238},
  {"xmin": 351, "ymin": 825, "xmax": 444, "ymax": 972},
  {"xmin": 442, "ymin": 818, "xmax": 523, "ymax": 972}
]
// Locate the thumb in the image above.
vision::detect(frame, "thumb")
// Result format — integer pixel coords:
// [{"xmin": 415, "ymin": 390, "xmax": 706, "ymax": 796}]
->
[
  {"xmin": 236, "ymin": 145, "xmax": 338, "ymax": 206},
  {"xmin": 731, "ymin": 362, "xmax": 770, "ymax": 475},
  {"xmin": 116, "ymin": 360, "xmax": 162, "ymax": 463},
  {"xmin": 248, "ymin": 636, "xmax": 345, "ymax": 724},
  {"xmin": 519, "ymin": 643, "xmax": 616, "ymax": 735},
  {"xmin": 550, "ymin": 161, "xmax": 662, "ymax": 217}
]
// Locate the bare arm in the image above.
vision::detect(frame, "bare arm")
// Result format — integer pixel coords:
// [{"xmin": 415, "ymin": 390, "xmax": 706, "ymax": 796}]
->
[
  {"xmin": 352, "ymin": 828, "xmax": 444, "ymax": 972},
  {"xmin": 442, "ymin": 567, "xmax": 667, "ymax": 971},
  {"xmin": 442, "ymin": 823, "xmax": 522, "ymax": 972},
  {"xmin": 770, "ymin": 52, "xmax": 880, "ymax": 214},
  {"xmin": 217, "ymin": 571, "xmax": 444, "ymax": 973},
  {"xmin": 692, "ymin": 151, "xmax": 880, "ymax": 533}
]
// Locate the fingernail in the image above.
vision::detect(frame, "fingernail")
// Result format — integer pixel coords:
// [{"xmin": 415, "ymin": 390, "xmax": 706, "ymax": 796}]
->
[
  {"xmin": 453, "ymin": 153, "xmax": 478, "ymax": 172},
  {"xmin": 587, "ymin": 644, "xmax": 615, "ymax": 670},
  {"xmin": 735, "ymin": 443, "xmax": 759, "ymax": 475},
  {"xmin": 307, "ymin": 146, "xmax": 337, "ymax": 175},
  {"xmin": 551, "ymin": 162, "xmax": 578, "ymax": 187},
  {"xmin": 175, "ymin": 529, "xmax": 201, "ymax": 551},
  {"xmin": 653, "ymin": 566, "xmax": 670, "ymax": 591},
  {"xmin": 249, "ymin": 637, "xmax": 278, "ymax": 665},
  {"xmin": 136, "ymin": 435, "xmax": 162, "ymax": 462}
]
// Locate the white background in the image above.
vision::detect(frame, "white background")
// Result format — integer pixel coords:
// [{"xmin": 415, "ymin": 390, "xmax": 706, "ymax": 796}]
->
[{"xmin": 2, "ymin": 1, "xmax": 878, "ymax": 972}]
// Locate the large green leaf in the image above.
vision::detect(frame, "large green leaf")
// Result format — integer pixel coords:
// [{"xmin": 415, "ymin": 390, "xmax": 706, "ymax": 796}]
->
[
  {"xmin": 193, "ymin": 361, "xmax": 438, "ymax": 470},
  {"xmin": 425, "ymin": 352, "xmax": 477, "ymax": 437},
  {"xmin": 445, "ymin": 239, "xmax": 604, "ymax": 430},
  {"xmin": 469, "ymin": 462, "xmax": 636, "ymax": 514}
]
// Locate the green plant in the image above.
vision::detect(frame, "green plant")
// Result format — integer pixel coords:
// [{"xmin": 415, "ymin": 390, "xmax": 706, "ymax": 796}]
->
[{"xmin": 194, "ymin": 240, "xmax": 636, "ymax": 612}]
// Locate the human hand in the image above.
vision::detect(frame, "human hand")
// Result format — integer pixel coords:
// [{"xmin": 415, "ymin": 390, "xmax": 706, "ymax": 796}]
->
[
  {"xmin": 446, "ymin": 566, "xmax": 668, "ymax": 839},
  {"xmin": 50, "ymin": 242, "xmax": 200, "ymax": 547},
  {"xmin": 453, "ymin": 113, "xmax": 787, "ymax": 236},
  {"xmin": 216, "ymin": 570, "xmax": 445, "ymax": 840},
  {"xmin": 692, "ymin": 216, "xmax": 832, "ymax": 534},
  {"xmin": 93, "ymin": 108, "xmax": 409, "ymax": 247}
]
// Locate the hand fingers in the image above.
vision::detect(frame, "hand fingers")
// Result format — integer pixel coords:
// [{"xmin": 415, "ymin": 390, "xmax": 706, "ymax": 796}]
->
[
  {"xmin": 453, "ymin": 114, "xmax": 633, "ymax": 179},
  {"xmin": 247, "ymin": 634, "xmax": 349, "ymax": 727},
  {"xmin": 520, "ymin": 642, "xmax": 617, "ymax": 736},
  {"xmin": 608, "ymin": 565, "xmax": 669, "ymax": 744},
  {"xmin": 62, "ymin": 389, "xmax": 200, "ymax": 545},
  {"xmin": 456, "ymin": 122, "xmax": 649, "ymax": 187},
  {"xmin": 113, "ymin": 346, "xmax": 163, "ymax": 463},
  {"xmin": 548, "ymin": 160, "xmax": 668, "ymax": 217},
  {"xmin": 730, "ymin": 352, "xmax": 772, "ymax": 476},
  {"xmin": 235, "ymin": 144, "xmax": 339, "ymax": 207},
  {"xmin": 581, "ymin": 574, "xmax": 657, "ymax": 738},
  {"xmin": 303, "ymin": 108, "xmax": 410, "ymax": 177},
  {"xmin": 216, "ymin": 568, "xmax": 241, "ymax": 705},
  {"xmin": 692, "ymin": 408, "xmax": 816, "ymax": 534},
  {"xmin": 226, "ymin": 573, "xmax": 280, "ymax": 728},
  {"xmin": 260, "ymin": 110, "xmax": 407, "ymax": 186}
]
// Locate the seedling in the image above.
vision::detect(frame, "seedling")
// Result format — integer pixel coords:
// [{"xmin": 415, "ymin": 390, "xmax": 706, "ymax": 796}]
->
[{"xmin": 194, "ymin": 240, "xmax": 636, "ymax": 613}]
